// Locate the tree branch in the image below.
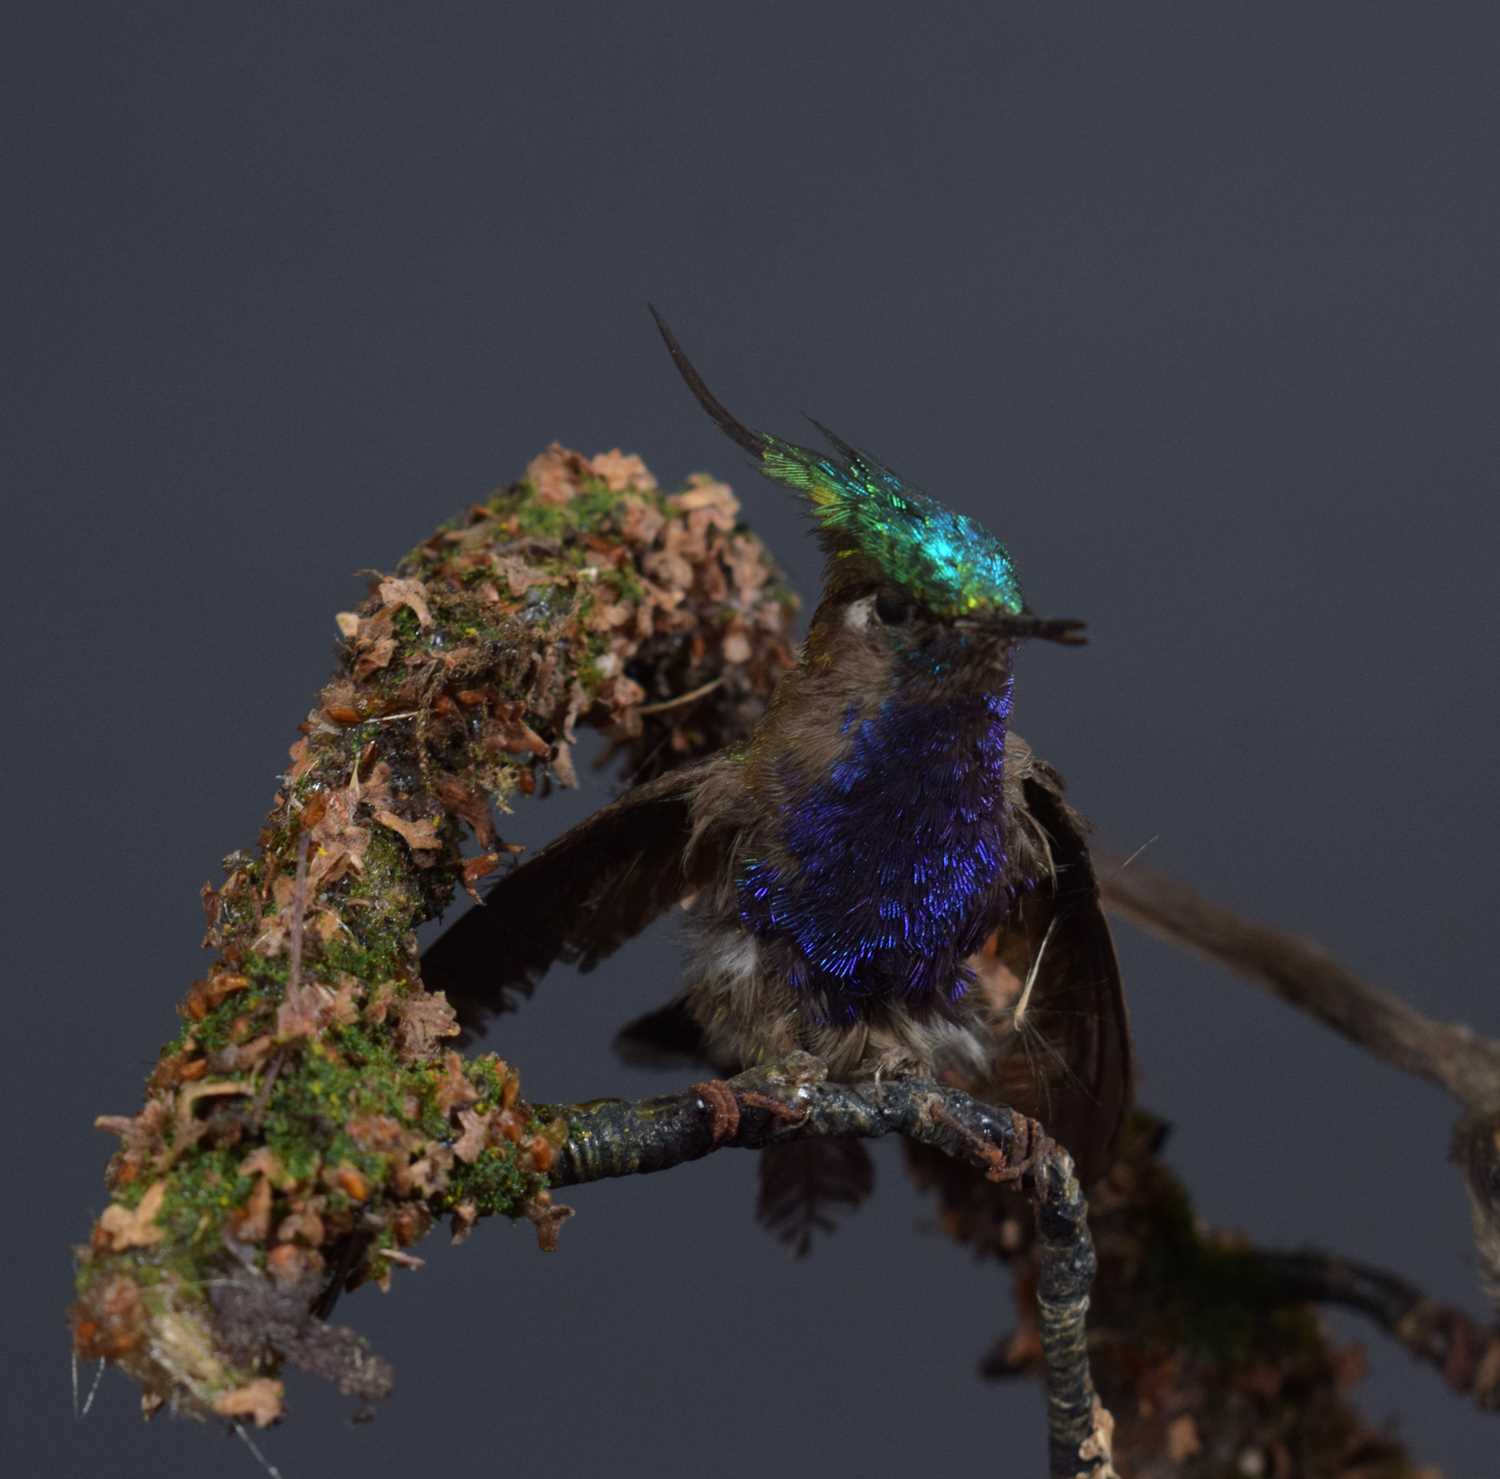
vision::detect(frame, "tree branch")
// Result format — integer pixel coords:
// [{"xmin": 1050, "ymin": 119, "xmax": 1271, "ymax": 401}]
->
[
  {"xmin": 545, "ymin": 1053, "xmax": 1117, "ymax": 1479},
  {"xmin": 1099, "ymin": 857, "xmax": 1499, "ymax": 1105},
  {"xmin": 1251, "ymin": 1247, "xmax": 1500, "ymax": 1408},
  {"xmin": 1100, "ymin": 856, "xmax": 1500, "ymax": 1306}
]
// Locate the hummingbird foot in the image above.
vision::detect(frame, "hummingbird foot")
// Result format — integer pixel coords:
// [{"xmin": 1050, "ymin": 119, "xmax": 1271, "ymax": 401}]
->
[
  {"xmin": 692, "ymin": 1079, "xmax": 742, "ymax": 1143},
  {"xmin": 931, "ymin": 1100, "xmax": 1047, "ymax": 1187},
  {"xmin": 691, "ymin": 1077, "xmax": 817, "ymax": 1144},
  {"xmin": 736, "ymin": 1089, "xmax": 812, "ymax": 1125}
]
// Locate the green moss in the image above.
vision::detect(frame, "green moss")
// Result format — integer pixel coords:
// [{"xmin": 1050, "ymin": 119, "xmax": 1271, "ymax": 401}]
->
[
  {"xmin": 604, "ymin": 563, "xmax": 647, "ymax": 604},
  {"xmin": 1134, "ymin": 1171, "xmax": 1323, "ymax": 1365},
  {"xmin": 390, "ymin": 605, "xmax": 424, "ymax": 644},
  {"xmin": 250, "ymin": 1018, "xmax": 450, "ymax": 1194},
  {"xmin": 321, "ymin": 934, "xmax": 404, "ymax": 984},
  {"xmin": 244, "ymin": 952, "xmax": 291, "ymax": 989},
  {"xmin": 158, "ymin": 1149, "xmax": 255, "ymax": 1249},
  {"xmin": 503, "ymin": 478, "xmax": 670, "ymax": 543},
  {"xmin": 443, "ymin": 1145, "xmax": 536, "ymax": 1219},
  {"xmin": 180, "ymin": 990, "xmax": 271, "ymax": 1053},
  {"xmin": 463, "ymin": 1054, "xmax": 514, "ymax": 1110}
]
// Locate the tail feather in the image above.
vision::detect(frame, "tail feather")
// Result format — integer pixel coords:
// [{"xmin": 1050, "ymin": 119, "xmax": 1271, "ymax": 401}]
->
[{"xmin": 756, "ymin": 1138, "xmax": 876, "ymax": 1258}]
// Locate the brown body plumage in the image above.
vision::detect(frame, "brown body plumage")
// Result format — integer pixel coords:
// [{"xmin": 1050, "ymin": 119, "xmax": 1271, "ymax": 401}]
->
[
  {"xmin": 421, "ymin": 314, "xmax": 1131, "ymax": 1245},
  {"xmin": 424, "ymin": 565, "xmax": 1130, "ymax": 1186}
]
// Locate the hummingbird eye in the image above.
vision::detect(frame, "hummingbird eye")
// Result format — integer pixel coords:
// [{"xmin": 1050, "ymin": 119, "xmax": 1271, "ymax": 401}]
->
[{"xmin": 873, "ymin": 590, "xmax": 912, "ymax": 625}]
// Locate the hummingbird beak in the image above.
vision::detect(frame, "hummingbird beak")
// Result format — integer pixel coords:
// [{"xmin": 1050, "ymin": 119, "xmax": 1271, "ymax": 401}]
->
[{"xmin": 966, "ymin": 613, "xmax": 1089, "ymax": 646}]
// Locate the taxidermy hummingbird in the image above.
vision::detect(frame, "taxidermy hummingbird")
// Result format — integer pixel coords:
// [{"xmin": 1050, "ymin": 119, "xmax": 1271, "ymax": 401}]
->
[{"xmin": 424, "ymin": 311, "xmax": 1131, "ymax": 1232}]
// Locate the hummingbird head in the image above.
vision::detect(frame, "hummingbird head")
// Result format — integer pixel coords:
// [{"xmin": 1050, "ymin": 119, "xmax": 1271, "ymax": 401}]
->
[{"xmin": 650, "ymin": 308, "xmax": 1087, "ymax": 674}]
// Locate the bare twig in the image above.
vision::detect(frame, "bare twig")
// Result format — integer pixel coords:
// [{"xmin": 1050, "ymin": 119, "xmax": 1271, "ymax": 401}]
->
[
  {"xmin": 285, "ymin": 831, "xmax": 310, "ymax": 1003},
  {"xmin": 546, "ymin": 1054, "xmax": 1116, "ymax": 1479},
  {"xmin": 1100, "ymin": 855, "xmax": 1500, "ymax": 1305},
  {"xmin": 635, "ymin": 677, "xmax": 723, "ymax": 715},
  {"xmin": 1252, "ymin": 1247, "xmax": 1500, "ymax": 1408},
  {"xmin": 1099, "ymin": 857, "xmax": 1500, "ymax": 1105}
]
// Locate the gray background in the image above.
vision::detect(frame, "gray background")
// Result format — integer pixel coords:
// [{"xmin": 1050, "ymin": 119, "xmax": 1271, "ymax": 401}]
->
[{"xmin": 7, "ymin": 4, "xmax": 1500, "ymax": 1475}]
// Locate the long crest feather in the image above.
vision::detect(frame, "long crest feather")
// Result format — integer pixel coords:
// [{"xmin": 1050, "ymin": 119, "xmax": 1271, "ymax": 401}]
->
[{"xmin": 650, "ymin": 307, "xmax": 1027, "ymax": 618}]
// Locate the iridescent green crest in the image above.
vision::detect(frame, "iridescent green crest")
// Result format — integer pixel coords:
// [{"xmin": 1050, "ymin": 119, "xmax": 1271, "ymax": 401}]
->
[
  {"xmin": 651, "ymin": 308, "xmax": 1025, "ymax": 618},
  {"xmin": 757, "ymin": 426, "xmax": 1025, "ymax": 618}
]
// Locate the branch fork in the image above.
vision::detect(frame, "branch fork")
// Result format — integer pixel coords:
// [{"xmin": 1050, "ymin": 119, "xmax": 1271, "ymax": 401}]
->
[{"xmin": 546, "ymin": 1054, "xmax": 1115, "ymax": 1478}]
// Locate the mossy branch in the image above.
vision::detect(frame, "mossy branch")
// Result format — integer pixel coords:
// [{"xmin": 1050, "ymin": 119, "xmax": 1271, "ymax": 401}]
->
[
  {"xmin": 70, "ymin": 441, "xmax": 1459, "ymax": 1475},
  {"xmin": 72, "ymin": 447, "xmax": 798, "ymax": 1428}
]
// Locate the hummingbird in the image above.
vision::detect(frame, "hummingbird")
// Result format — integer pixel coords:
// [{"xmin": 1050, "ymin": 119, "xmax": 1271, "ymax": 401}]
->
[{"xmin": 423, "ymin": 312, "xmax": 1131, "ymax": 1225}]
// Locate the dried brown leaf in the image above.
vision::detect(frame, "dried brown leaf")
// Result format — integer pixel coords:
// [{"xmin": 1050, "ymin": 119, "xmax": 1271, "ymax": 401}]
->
[
  {"xmin": 642, "ymin": 545, "xmax": 694, "ymax": 592},
  {"xmin": 394, "ymin": 1146, "xmax": 453, "ymax": 1199},
  {"xmin": 378, "ymin": 577, "xmax": 433, "ymax": 628},
  {"xmin": 597, "ymin": 674, "xmax": 646, "ymax": 711},
  {"xmin": 525, "ymin": 1192, "xmax": 574, "ymax": 1252},
  {"xmin": 550, "ymin": 740, "xmax": 577, "ymax": 789},
  {"xmin": 353, "ymin": 635, "xmax": 398, "ymax": 680},
  {"xmin": 672, "ymin": 475, "xmax": 739, "ymax": 524},
  {"xmin": 724, "ymin": 532, "xmax": 771, "ymax": 599},
  {"xmin": 452, "ymin": 1107, "xmax": 493, "ymax": 1164},
  {"xmin": 374, "ymin": 808, "xmax": 444, "ymax": 856},
  {"xmin": 432, "ymin": 1050, "xmax": 480, "ymax": 1114},
  {"xmin": 233, "ymin": 1175, "xmax": 274, "ymax": 1242},
  {"xmin": 460, "ymin": 852, "xmax": 503, "ymax": 903},
  {"xmin": 304, "ymin": 786, "xmax": 370, "ymax": 890},
  {"xmin": 483, "ymin": 705, "xmax": 550, "ymax": 758},
  {"xmin": 276, "ymin": 981, "xmax": 327, "ymax": 1041},
  {"xmin": 395, "ymin": 989, "xmax": 460, "ymax": 1061},
  {"xmin": 589, "ymin": 449, "xmax": 657, "ymax": 492},
  {"xmin": 618, "ymin": 494, "xmax": 665, "ymax": 543},
  {"xmin": 526, "ymin": 443, "xmax": 590, "ymax": 505},
  {"xmin": 207, "ymin": 1034, "xmax": 275, "ymax": 1073},
  {"xmin": 492, "ymin": 553, "xmax": 553, "ymax": 597},
  {"xmin": 212, "ymin": 1378, "xmax": 285, "ymax": 1429},
  {"xmin": 433, "ymin": 774, "xmax": 496, "ymax": 846},
  {"xmin": 276, "ymin": 1204, "xmax": 326, "ymax": 1245},
  {"xmin": 357, "ymin": 759, "xmax": 395, "ymax": 812},
  {"xmin": 449, "ymin": 1199, "xmax": 479, "ymax": 1245},
  {"xmin": 265, "ymin": 1242, "xmax": 324, "ymax": 1285},
  {"xmin": 239, "ymin": 1147, "xmax": 294, "ymax": 1189},
  {"xmin": 584, "ymin": 599, "xmax": 632, "ymax": 632},
  {"xmin": 363, "ymin": 980, "xmax": 399, "ymax": 1027},
  {"xmin": 347, "ymin": 1115, "xmax": 408, "ymax": 1152},
  {"xmin": 98, "ymin": 1181, "xmax": 168, "ymax": 1251}
]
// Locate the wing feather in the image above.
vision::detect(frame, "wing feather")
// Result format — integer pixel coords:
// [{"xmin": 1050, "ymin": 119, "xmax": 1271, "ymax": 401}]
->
[
  {"xmin": 420, "ymin": 759, "xmax": 733, "ymax": 1035},
  {"xmin": 978, "ymin": 753, "xmax": 1133, "ymax": 1185}
]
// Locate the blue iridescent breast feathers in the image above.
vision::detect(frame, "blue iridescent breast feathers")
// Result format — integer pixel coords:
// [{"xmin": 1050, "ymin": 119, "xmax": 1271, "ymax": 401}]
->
[{"xmin": 736, "ymin": 683, "xmax": 1014, "ymax": 1020}]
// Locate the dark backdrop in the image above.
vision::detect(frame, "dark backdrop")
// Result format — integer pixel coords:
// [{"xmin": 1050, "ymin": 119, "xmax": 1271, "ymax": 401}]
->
[{"xmin": 8, "ymin": 5, "xmax": 1499, "ymax": 1474}]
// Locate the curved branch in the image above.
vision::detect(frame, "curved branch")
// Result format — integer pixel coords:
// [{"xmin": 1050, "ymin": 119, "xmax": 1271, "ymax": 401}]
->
[
  {"xmin": 1252, "ymin": 1247, "xmax": 1500, "ymax": 1408},
  {"xmin": 1100, "ymin": 856, "xmax": 1500, "ymax": 1310},
  {"xmin": 545, "ymin": 1053, "xmax": 1117, "ymax": 1479},
  {"xmin": 1099, "ymin": 857, "xmax": 1500, "ymax": 1110}
]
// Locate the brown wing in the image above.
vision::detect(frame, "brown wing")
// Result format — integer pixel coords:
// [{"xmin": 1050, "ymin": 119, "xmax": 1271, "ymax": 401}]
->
[
  {"xmin": 420, "ymin": 758, "xmax": 733, "ymax": 1036},
  {"xmin": 979, "ymin": 759, "xmax": 1133, "ymax": 1186}
]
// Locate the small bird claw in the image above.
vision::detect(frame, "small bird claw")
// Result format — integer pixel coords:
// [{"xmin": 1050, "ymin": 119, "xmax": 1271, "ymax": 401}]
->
[
  {"xmin": 692, "ymin": 1068, "xmax": 817, "ymax": 1144},
  {"xmin": 692, "ymin": 1079, "xmax": 741, "ymax": 1143},
  {"xmin": 737, "ymin": 1089, "xmax": 811, "ymax": 1125},
  {"xmin": 933, "ymin": 1103, "xmax": 1046, "ymax": 1187}
]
